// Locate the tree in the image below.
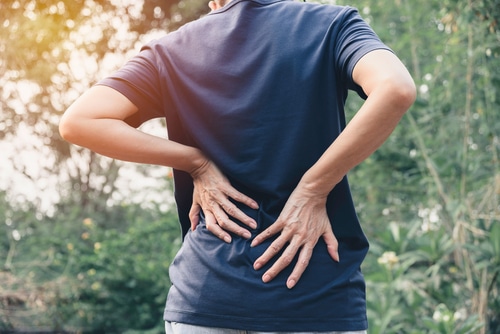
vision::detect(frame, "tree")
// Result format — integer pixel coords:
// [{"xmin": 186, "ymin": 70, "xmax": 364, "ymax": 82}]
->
[
  {"xmin": 1, "ymin": 0, "xmax": 499, "ymax": 332},
  {"xmin": 1, "ymin": 0, "xmax": 207, "ymax": 331},
  {"xmin": 335, "ymin": 0, "xmax": 500, "ymax": 332},
  {"xmin": 0, "ymin": 0, "xmax": 208, "ymax": 216}
]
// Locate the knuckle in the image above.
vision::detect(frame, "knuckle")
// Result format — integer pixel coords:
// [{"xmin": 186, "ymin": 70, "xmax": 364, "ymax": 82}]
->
[
  {"xmin": 225, "ymin": 206, "xmax": 236, "ymax": 216},
  {"xmin": 266, "ymin": 269, "xmax": 276, "ymax": 278},
  {"xmin": 271, "ymin": 243, "xmax": 281, "ymax": 253},
  {"xmin": 233, "ymin": 194, "xmax": 243, "ymax": 202},
  {"xmin": 281, "ymin": 255, "xmax": 293, "ymax": 265}
]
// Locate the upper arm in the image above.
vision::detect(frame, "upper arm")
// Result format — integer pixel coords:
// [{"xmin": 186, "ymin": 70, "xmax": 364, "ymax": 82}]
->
[
  {"xmin": 60, "ymin": 85, "xmax": 139, "ymax": 139},
  {"xmin": 352, "ymin": 49, "xmax": 416, "ymax": 98}
]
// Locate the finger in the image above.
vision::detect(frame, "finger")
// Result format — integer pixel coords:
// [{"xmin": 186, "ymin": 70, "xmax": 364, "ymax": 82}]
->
[
  {"xmin": 203, "ymin": 186, "xmax": 257, "ymax": 229},
  {"xmin": 286, "ymin": 244, "xmax": 314, "ymax": 289},
  {"xmin": 225, "ymin": 188, "xmax": 259, "ymax": 210},
  {"xmin": 188, "ymin": 203, "xmax": 201, "ymax": 231},
  {"xmin": 219, "ymin": 188, "xmax": 258, "ymax": 228},
  {"xmin": 210, "ymin": 205, "xmax": 252, "ymax": 239},
  {"xmin": 260, "ymin": 241, "xmax": 300, "ymax": 284},
  {"xmin": 251, "ymin": 222, "xmax": 282, "ymax": 247},
  {"xmin": 253, "ymin": 234, "xmax": 287, "ymax": 270},
  {"xmin": 323, "ymin": 228, "xmax": 339, "ymax": 262},
  {"xmin": 205, "ymin": 211, "xmax": 232, "ymax": 243},
  {"xmin": 219, "ymin": 200, "xmax": 257, "ymax": 229}
]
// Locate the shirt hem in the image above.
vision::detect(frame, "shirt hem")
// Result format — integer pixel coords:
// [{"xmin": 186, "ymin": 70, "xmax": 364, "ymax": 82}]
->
[{"xmin": 164, "ymin": 310, "xmax": 368, "ymax": 332}]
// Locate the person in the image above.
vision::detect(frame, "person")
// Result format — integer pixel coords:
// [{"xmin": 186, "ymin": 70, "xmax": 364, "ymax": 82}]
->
[{"xmin": 59, "ymin": 0, "xmax": 416, "ymax": 332}]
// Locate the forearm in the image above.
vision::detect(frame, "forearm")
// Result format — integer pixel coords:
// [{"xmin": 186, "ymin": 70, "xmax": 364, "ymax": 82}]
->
[
  {"xmin": 70, "ymin": 119, "xmax": 205, "ymax": 172},
  {"xmin": 59, "ymin": 85, "xmax": 207, "ymax": 174},
  {"xmin": 300, "ymin": 80, "xmax": 415, "ymax": 197},
  {"xmin": 297, "ymin": 49, "xmax": 416, "ymax": 197}
]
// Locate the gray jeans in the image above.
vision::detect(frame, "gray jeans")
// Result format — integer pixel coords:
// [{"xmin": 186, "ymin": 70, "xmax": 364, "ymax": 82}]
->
[{"xmin": 165, "ymin": 322, "xmax": 368, "ymax": 334}]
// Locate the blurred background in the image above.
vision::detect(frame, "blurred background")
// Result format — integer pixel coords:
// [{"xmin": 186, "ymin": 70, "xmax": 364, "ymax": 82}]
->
[{"xmin": 0, "ymin": 0, "xmax": 499, "ymax": 332}]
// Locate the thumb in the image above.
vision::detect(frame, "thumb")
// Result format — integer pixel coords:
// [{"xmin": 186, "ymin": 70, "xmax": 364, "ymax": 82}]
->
[
  {"xmin": 323, "ymin": 228, "xmax": 339, "ymax": 262},
  {"xmin": 189, "ymin": 203, "xmax": 201, "ymax": 231}
]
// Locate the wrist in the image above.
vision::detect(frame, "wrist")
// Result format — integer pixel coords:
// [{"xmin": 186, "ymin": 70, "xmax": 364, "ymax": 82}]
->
[
  {"xmin": 184, "ymin": 147, "xmax": 210, "ymax": 177},
  {"xmin": 298, "ymin": 171, "xmax": 343, "ymax": 198}
]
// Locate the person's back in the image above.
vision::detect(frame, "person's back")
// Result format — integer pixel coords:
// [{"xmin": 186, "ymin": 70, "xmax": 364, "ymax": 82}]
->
[
  {"xmin": 107, "ymin": 0, "xmax": 391, "ymax": 331},
  {"xmin": 157, "ymin": 0, "xmax": 365, "ymax": 200},
  {"xmin": 60, "ymin": 0, "xmax": 416, "ymax": 332}
]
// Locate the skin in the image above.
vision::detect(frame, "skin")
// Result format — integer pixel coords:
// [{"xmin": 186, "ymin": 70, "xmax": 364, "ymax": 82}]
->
[
  {"xmin": 59, "ymin": 9, "xmax": 416, "ymax": 289},
  {"xmin": 208, "ymin": 0, "xmax": 229, "ymax": 10},
  {"xmin": 251, "ymin": 50, "xmax": 416, "ymax": 288}
]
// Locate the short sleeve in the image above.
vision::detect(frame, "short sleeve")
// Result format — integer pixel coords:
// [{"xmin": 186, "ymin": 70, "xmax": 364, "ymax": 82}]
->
[
  {"xmin": 97, "ymin": 44, "xmax": 165, "ymax": 127},
  {"xmin": 334, "ymin": 8, "xmax": 393, "ymax": 99}
]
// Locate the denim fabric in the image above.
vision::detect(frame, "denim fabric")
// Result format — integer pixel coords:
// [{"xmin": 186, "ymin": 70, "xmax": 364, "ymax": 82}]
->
[{"xmin": 165, "ymin": 322, "xmax": 367, "ymax": 334}]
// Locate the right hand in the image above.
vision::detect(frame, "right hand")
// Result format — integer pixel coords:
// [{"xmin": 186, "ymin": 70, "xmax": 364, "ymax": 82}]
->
[
  {"xmin": 251, "ymin": 185, "xmax": 339, "ymax": 289},
  {"xmin": 189, "ymin": 159, "xmax": 259, "ymax": 243}
]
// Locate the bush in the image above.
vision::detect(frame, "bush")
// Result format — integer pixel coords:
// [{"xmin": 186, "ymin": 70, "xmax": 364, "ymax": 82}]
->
[{"xmin": 1, "ymin": 197, "xmax": 182, "ymax": 333}]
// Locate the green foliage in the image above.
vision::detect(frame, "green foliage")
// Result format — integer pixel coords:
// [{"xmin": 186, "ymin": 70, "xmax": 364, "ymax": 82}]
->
[
  {"xmin": 0, "ymin": 1, "xmax": 203, "ymax": 332},
  {"xmin": 56, "ymin": 208, "xmax": 181, "ymax": 333},
  {"xmin": 0, "ymin": 0, "xmax": 204, "ymax": 215},
  {"xmin": 1, "ymin": 192, "xmax": 182, "ymax": 332},
  {"xmin": 1, "ymin": 0, "xmax": 499, "ymax": 332},
  {"xmin": 338, "ymin": 0, "xmax": 500, "ymax": 332}
]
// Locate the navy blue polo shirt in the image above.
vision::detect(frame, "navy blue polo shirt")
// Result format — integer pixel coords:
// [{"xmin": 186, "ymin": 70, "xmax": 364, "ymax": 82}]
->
[{"xmin": 99, "ymin": 0, "xmax": 391, "ymax": 331}]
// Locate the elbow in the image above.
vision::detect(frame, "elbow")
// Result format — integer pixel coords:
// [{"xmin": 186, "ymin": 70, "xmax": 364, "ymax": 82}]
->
[
  {"xmin": 59, "ymin": 112, "xmax": 79, "ymax": 144},
  {"xmin": 59, "ymin": 115, "xmax": 69, "ymax": 141},
  {"xmin": 385, "ymin": 75, "xmax": 417, "ymax": 115},
  {"xmin": 398, "ymin": 78, "xmax": 417, "ymax": 110}
]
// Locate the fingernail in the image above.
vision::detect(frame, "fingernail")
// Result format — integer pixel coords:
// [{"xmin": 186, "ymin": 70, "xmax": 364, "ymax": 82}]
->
[
  {"xmin": 242, "ymin": 231, "xmax": 251, "ymax": 239},
  {"xmin": 262, "ymin": 274, "xmax": 270, "ymax": 283},
  {"xmin": 254, "ymin": 262, "xmax": 262, "ymax": 270},
  {"xmin": 224, "ymin": 236, "xmax": 232, "ymax": 243},
  {"xmin": 287, "ymin": 279, "xmax": 296, "ymax": 289}
]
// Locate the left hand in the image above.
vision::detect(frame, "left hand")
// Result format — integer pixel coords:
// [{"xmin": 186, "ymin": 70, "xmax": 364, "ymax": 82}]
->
[
  {"xmin": 251, "ymin": 185, "xmax": 339, "ymax": 289},
  {"xmin": 189, "ymin": 159, "xmax": 259, "ymax": 243}
]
